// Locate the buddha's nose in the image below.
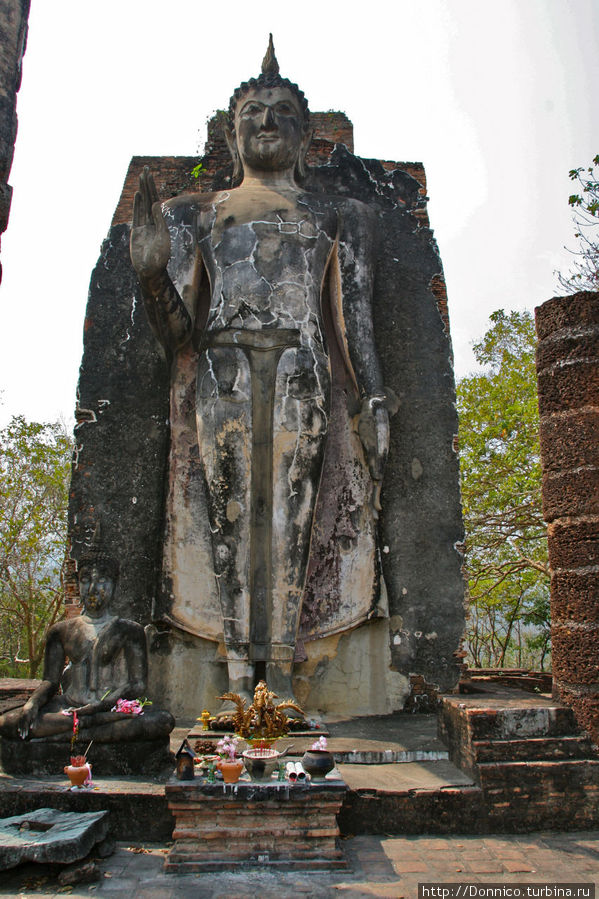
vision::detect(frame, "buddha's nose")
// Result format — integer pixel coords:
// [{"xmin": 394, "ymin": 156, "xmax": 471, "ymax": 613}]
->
[{"xmin": 261, "ymin": 105, "xmax": 276, "ymax": 130}]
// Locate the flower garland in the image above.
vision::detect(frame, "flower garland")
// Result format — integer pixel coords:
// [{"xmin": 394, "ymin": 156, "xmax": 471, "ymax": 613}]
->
[{"xmin": 60, "ymin": 708, "xmax": 79, "ymax": 752}]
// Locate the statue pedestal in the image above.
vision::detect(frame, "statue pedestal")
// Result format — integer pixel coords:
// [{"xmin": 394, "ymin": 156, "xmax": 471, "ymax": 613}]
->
[
  {"xmin": 164, "ymin": 776, "xmax": 348, "ymax": 871},
  {"xmin": 0, "ymin": 737, "xmax": 173, "ymax": 776}
]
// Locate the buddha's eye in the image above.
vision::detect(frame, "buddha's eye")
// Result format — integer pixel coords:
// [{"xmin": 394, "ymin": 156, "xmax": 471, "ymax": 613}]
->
[
  {"xmin": 242, "ymin": 103, "xmax": 263, "ymax": 116},
  {"xmin": 276, "ymin": 103, "xmax": 292, "ymax": 114}
]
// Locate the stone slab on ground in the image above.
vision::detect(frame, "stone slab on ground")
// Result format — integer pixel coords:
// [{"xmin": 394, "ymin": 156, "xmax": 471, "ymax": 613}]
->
[
  {"xmin": 0, "ymin": 807, "xmax": 109, "ymax": 871},
  {"xmin": 325, "ymin": 713, "xmax": 450, "ymax": 761}
]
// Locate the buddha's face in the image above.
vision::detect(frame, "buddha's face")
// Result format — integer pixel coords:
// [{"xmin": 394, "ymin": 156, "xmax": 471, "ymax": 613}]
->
[
  {"xmin": 234, "ymin": 85, "xmax": 306, "ymax": 174},
  {"xmin": 78, "ymin": 564, "xmax": 115, "ymax": 617}
]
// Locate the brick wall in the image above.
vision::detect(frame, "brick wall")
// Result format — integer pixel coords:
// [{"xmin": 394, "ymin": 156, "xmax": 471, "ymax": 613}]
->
[
  {"xmin": 112, "ymin": 112, "xmax": 356, "ymax": 225},
  {"xmin": 535, "ymin": 291, "xmax": 599, "ymax": 740},
  {"xmin": 113, "ymin": 110, "xmax": 425, "ymax": 226},
  {"xmin": 0, "ymin": 0, "xmax": 30, "ymax": 282},
  {"xmin": 63, "ymin": 551, "xmax": 81, "ymax": 619}
]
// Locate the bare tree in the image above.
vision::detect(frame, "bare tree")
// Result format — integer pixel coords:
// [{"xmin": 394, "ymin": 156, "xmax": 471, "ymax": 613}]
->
[{"xmin": 557, "ymin": 154, "xmax": 599, "ymax": 294}]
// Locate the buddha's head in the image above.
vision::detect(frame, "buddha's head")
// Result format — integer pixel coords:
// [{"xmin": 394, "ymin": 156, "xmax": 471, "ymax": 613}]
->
[
  {"xmin": 78, "ymin": 552, "xmax": 119, "ymax": 618},
  {"xmin": 225, "ymin": 35, "xmax": 312, "ymax": 183}
]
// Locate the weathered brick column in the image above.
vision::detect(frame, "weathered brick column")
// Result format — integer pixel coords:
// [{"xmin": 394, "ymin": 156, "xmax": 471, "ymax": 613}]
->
[{"xmin": 535, "ymin": 291, "xmax": 599, "ymax": 741}]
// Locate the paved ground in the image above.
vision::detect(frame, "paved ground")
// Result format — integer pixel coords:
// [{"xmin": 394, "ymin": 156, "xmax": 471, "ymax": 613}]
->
[{"xmin": 1, "ymin": 830, "xmax": 599, "ymax": 898}]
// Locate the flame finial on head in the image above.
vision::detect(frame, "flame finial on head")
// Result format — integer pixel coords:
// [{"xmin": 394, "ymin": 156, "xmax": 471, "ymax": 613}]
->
[
  {"xmin": 226, "ymin": 34, "xmax": 310, "ymax": 183},
  {"xmin": 261, "ymin": 34, "xmax": 279, "ymax": 76},
  {"xmin": 78, "ymin": 520, "xmax": 120, "ymax": 580},
  {"xmin": 229, "ymin": 34, "xmax": 309, "ymax": 124}
]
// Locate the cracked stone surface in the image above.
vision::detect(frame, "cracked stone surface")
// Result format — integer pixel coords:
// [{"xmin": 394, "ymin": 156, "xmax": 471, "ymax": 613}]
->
[
  {"xmin": 0, "ymin": 807, "xmax": 109, "ymax": 871},
  {"xmin": 68, "ymin": 105, "xmax": 464, "ymax": 719}
]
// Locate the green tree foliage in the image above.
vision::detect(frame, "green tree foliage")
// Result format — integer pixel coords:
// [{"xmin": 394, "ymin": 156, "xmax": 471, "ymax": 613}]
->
[
  {"xmin": 557, "ymin": 154, "xmax": 599, "ymax": 294},
  {"xmin": 457, "ymin": 311, "xmax": 550, "ymax": 670},
  {"xmin": 0, "ymin": 416, "xmax": 72, "ymax": 678}
]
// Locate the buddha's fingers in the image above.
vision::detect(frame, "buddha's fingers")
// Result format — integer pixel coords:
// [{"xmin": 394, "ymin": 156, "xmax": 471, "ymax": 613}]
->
[
  {"xmin": 145, "ymin": 167, "xmax": 160, "ymax": 206},
  {"xmin": 132, "ymin": 189, "xmax": 145, "ymax": 228}
]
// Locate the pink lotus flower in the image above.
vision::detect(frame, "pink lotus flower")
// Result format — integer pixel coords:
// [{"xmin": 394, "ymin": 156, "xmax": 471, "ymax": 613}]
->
[
  {"xmin": 111, "ymin": 698, "xmax": 150, "ymax": 715},
  {"xmin": 216, "ymin": 734, "xmax": 239, "ymax": 761}
]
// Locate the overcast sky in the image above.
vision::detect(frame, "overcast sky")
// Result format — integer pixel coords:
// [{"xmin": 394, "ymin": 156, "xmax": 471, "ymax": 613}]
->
[{"xmin": 1, "ymin": 0, "xmax": 597, "ymax": 427}]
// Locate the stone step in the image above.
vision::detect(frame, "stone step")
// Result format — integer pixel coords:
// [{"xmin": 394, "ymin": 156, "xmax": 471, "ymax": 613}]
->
[
  {"xmin": 472, "ymin": 735, "xmax": 596, "ymax": 763},
  {"xmin": 293, "ymin": 746, "xmax": 449, "ymax": 765},
  {"xmin": 466, "ymin": 704, "xmax": 578, "ymax": 740},
  {"xmin": 337, "ymin": 761, "xmax": 484, "ymax": 834},
  {"xmin": 475, "ymin": 758, "xmax": 599, "ymax": 831},
  {"xmin": 477, "ymin": 757, "xmax": 599, "ymax": 791}
]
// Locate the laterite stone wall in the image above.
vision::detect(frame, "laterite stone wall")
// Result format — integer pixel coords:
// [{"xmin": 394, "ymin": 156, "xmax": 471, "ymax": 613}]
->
[{"xmin": 535, "ymin": 291, "xmax": 599, "ymax": 741}]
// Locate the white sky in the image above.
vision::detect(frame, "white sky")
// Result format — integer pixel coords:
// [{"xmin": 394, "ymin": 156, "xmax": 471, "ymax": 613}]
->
[{"xmin": 1, "ymin": 0, "xmax": 597, "ymax": 426}]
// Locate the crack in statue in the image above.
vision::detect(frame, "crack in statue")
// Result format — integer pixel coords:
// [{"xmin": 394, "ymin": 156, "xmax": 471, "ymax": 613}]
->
[{"xmin": 130, "ymin": 36, "xmax": 394, "ymax": 708}]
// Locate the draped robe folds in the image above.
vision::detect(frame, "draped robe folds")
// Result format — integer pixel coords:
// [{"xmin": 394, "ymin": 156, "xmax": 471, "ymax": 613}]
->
[{"xmin": 156, "ymin": 192, "xmax": 388, "ymax": 659}]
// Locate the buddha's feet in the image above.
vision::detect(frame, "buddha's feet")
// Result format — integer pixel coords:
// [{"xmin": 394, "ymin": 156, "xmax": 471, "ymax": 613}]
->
[{"xmin": 265, "ymin": 665, "xmax": 305, "ymax": 720}]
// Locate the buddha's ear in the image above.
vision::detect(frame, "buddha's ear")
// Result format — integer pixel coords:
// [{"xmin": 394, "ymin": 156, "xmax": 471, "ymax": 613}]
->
[
  {"xmin": 222, "ymin": 113, "xmax": 243, "ymax": 183},
  {"xmin": 296, "ymin": 127, "xmax": 313, "ymax": 180}
]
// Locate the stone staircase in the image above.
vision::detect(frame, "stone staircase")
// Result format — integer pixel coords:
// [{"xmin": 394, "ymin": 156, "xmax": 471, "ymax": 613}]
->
[
  {"xmin": 439, "ymin": 690, "xmax": 599, "ymax": 831},
  {"xmin": 3, "ymin": 691, "xmax": 599, "ymax": 837}
]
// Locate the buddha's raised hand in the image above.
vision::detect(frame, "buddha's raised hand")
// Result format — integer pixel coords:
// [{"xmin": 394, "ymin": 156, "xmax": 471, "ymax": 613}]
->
[{"xmin": 130, "ymin": 166, "xmax": 171, "ymax": 281}]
